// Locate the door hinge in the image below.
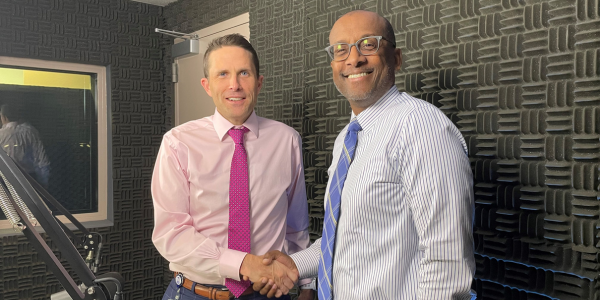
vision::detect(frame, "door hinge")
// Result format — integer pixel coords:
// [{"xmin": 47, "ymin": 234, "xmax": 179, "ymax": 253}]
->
[{"xmin": 172, "ymin": 62, "xmax": 178, "ymax": 83}]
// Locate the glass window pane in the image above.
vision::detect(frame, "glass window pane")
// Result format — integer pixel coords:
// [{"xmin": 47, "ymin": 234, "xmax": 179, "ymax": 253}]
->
[{"xmin": 0, "ymin": 66, "xmax": 98, "ymax": 217}]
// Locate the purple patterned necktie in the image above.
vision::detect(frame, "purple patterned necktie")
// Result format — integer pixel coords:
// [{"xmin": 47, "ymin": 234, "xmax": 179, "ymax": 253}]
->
[{"xmin": 225, "ymin": 127, "xmax": 251, "ymax": 297}]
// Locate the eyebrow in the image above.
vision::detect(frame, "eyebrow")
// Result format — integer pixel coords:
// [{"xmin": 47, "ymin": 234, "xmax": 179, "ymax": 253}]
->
[
  {"xmin": 213, "ymin": 68, "xmax": 252, "ymax": 74},
  {"xmin": 332, "ymin": 33, "xmax": 379, "ymax": 44}
]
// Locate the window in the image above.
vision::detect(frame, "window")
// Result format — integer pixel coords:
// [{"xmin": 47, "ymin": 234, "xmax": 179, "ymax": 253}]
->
[{"xmin": 0, "ymin": 56, "xmax": 111, "ymax": 235}]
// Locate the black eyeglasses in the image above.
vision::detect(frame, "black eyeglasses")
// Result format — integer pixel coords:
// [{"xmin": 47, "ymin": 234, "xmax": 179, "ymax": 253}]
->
[{"xmin": 324, "ymin": 36, "xmax": 396, "ymax": 61}]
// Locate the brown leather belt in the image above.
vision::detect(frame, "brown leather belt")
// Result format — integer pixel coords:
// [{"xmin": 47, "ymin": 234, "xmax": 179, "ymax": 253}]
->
[{"xmin": 174, "ymin": 273, "xmax": 254, "ymax": 300}]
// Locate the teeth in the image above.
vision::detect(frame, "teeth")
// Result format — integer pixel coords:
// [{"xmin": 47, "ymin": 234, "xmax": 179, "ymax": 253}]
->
[
  {"xmin": 228, "ymin": 98, "xmax": 243, "ymax": 101},
  {"xmin": 347, "ymin": 73, "xmax": 368, "ymax": 79}
]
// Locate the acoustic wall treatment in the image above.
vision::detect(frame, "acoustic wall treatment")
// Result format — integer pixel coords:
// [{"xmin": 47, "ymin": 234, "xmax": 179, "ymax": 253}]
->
[
  {"xmin": 247, "ymin": 0, "xmax": 600, "ymax": 299},
  {"xmin": 0, "ymin": 0, "xmax": 168, "ymax": 299}
]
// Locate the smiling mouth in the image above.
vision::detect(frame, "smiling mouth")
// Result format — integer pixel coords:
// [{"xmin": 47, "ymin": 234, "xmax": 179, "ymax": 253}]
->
[
  {"xmin": 226, "ymin": 97, "xmax": 245, "ymax": 101},
  {"xmin": 344, "ymin": 71, "xmax": 372, "ymax": 79}
]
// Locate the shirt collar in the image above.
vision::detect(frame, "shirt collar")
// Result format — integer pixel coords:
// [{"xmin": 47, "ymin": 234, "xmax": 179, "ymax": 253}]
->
[
  {"xmin": 350, "ymin": 86, "xmax": 400, "ymax": 133},
  {"xmin": 2, "ymin": 122, "xmax": 17, "ymax": 129},
  {"xmin": 212, "ymin": 109, "xmax": 259, "ymax": 141}
]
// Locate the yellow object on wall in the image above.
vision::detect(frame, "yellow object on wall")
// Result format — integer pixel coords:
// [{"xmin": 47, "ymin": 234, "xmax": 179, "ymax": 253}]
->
[
  {"xmin": 0, "ymin": 68, "xmax": 25, "ymax": 85},
  {"xmin": 0, "ymin": 67, "xmax": 91, "ymax": 90}
]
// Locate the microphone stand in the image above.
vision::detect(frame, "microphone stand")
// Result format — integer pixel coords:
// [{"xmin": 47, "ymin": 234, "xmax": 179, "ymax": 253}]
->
[{"xmin": 0, "ymin": 149, "xmax": 123, "ymax": 300}]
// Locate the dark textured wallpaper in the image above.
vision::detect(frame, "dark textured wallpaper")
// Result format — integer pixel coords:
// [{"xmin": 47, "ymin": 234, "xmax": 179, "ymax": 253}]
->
[
  {"xmin": 0, "ymin": 0, "xmax": 168, "ymax": 299},
  {"xmin": 161, "ymin": 0, "xmax": 250, "ymax": 130},
  {"xmin": 298, "ymin": 1, "xmax": 600, "ymax": 299},
  {"xmin": 167, "ymin": 0, "xmax": 600, "ymax": 299},
  {"xmin": 302, "ymin": 0, "xmax": 600, "ymax": 299}
]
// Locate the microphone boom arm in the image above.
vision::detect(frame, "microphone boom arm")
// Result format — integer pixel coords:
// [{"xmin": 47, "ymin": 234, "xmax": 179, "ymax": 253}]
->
[{"xmin": 0, "ymin": 148, "xmax": 121, "ymax": 299}]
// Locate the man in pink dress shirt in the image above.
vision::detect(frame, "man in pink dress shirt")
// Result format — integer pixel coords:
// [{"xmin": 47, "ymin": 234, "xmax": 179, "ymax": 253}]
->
[{"xmin": 152, "ymin": 34, "xmax": 315, "ymax": 300}]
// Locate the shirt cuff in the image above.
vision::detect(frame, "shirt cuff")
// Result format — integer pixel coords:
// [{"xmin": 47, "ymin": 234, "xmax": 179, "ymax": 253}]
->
[
  {"xmin": 218, "ymin": 248, "xmax": 247, "ymax": 280},
  {"xmin": 290, "ymin": 241, "xmax": 320, "ymax": 279}
]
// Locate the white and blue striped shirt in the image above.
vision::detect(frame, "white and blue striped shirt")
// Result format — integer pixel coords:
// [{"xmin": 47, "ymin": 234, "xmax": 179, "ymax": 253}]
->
[{"xmin": 291, "ymin": 87, "xmax": 476, "ymax": 300}]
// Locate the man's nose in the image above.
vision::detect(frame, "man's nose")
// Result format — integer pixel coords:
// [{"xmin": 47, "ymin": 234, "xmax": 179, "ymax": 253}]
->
[
  {"xmin": 345, "ymin": 45, "xmax": 367, "ymax": 66},
  {"xmin": 229, "ymin": 76, "xmax": 241, "ymax": 90}
]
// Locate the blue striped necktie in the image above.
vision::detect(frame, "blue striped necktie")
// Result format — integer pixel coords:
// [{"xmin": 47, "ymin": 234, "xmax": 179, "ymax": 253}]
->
[{"xmin": 318, "ymin": 119, "xmax": 362, "ymax": 300}]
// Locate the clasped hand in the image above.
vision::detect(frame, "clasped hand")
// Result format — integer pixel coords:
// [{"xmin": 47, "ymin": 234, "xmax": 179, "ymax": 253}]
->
[{"xmin": 239, "ymin": 250, "xmax": 298, "ymax": 298}]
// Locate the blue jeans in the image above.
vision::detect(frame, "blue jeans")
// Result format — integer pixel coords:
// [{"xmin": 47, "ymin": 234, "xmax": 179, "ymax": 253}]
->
[{"xmin": 162, "ymin": 278, "xmax": 292, "ymax": 300}]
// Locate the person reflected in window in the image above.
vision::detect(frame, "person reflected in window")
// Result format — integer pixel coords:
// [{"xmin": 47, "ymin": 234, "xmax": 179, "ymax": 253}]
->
[{"xmin": 0, "ymin": 104, "xmax": 50, "ymax": 188}]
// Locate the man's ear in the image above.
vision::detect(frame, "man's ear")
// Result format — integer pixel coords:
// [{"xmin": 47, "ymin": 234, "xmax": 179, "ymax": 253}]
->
[
  {"xmin": 394, "ymin": 48, "xmax": 402, "ymax": 71},
  {"xmin": 200, "ymin": 78, "xmax": 212, "ymax": 97},
  {"xmin": 256, "ymin": 75, "xmax": 264, "ymax": 94}
]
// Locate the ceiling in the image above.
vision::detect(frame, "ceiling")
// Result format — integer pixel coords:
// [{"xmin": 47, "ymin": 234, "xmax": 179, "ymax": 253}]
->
[{"xmin": 129, "ymin": 0, "xmax": 178, "ymax": 6}]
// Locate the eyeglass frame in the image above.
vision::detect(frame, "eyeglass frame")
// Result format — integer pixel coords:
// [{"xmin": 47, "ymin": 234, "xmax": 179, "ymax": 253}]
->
[{"xmin": 324, "ymin": 36, "xmax": 397, "ymax": 62}]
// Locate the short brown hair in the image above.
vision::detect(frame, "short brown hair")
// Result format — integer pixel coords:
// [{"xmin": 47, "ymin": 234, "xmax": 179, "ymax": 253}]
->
[
  {"xmin": 0, "ymin": 104, "xmax": 19, "ymax": 122},
  {"xmin": 203, "ymin": 34, "xmax": 260, "ymax": 78}
]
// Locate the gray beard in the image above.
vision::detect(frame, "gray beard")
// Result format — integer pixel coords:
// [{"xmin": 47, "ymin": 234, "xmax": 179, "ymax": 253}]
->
[
  {"xmin": 334, "ymin": 71, "xmax": 395, "ymax": 105},
  {"xmin": 334, "ymin": 82, "xmax": 375, "ymax": 103}
]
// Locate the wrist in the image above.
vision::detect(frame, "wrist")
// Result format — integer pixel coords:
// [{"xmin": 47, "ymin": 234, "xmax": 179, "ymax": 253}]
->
[
  {"xmin": 239, "ymin": 253, "xmax": 253, "ymax": 279},
  {"xmin": 299, "ymin": 278, "xmax": 316, "ymax": 290}
]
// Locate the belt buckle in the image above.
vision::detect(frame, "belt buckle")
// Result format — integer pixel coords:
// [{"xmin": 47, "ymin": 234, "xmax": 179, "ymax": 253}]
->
[
  {"xmin": 221, "ymin": 286, "xmax": 233, "ymax": 300},
  {"xmin": 175, "ymin": 273, "xmax": 184, "ymax": 288}
]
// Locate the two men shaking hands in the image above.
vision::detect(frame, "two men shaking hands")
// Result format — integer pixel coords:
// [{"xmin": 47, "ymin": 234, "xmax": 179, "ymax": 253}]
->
[{"xmin": 153, "ymin": 10, "xmax": 476, "ymax": 300}]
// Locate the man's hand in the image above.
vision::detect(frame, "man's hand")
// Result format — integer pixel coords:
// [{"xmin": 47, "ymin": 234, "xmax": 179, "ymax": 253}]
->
[
  {"xmin": 250, "ymin": 250, "xmax": 299, "ymax": 298},
  {"xmin": 239, "ymin": 253, "xmax": 298, "ymax": 295}
]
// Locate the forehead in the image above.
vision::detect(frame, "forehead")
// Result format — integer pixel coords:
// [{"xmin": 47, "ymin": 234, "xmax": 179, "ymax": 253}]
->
[
  {"xmin": 329, "ymin": 12, "xmax": 386, "ymax": 43},
  {"xmin": 207, "ymin": 46, "xmax": 254, "ymax": 71}
]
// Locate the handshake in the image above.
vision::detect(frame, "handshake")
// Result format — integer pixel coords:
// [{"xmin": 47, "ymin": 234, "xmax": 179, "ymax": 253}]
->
[{"xmin": 239, "ymin": 250, "xmax": 299, "ymax": 298}]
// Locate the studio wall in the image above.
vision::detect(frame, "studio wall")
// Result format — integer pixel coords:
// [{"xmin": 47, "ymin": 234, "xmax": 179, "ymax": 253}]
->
[
  {"xmin": 0, "ymin": 0, "xmax": 168, "ymax": 299},
  {"xmin": 301, "ymin": 1, "xmax": 600, "ymax": 299},
  {"xmin": 168, "ymin": 0, "xmax": 600, "ymax": 299}
]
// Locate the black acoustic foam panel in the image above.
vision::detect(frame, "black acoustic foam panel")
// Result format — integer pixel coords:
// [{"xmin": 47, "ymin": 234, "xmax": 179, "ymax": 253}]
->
[
  {"xmin": 0, "ymin": 0, "xmax": 167, "ymax": 299},
  {"xmin": 171, "ymin": 0, "xmax": 600, "ymax": 299},
  {"xmin": 253, "ymin": 0, "xmax": 600, "ymax": 299}
]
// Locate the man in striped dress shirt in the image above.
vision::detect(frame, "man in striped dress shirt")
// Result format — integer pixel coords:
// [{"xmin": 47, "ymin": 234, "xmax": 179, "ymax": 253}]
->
[{"xmin": 252, "ymin": 10, "xmax": 476, "ymax": 300}]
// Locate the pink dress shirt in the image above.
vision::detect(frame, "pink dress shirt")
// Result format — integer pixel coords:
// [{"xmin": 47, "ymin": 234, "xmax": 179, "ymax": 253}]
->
[{"xmin": 152, "ymin": 109, "xmax": 310, "ymax": 286}]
